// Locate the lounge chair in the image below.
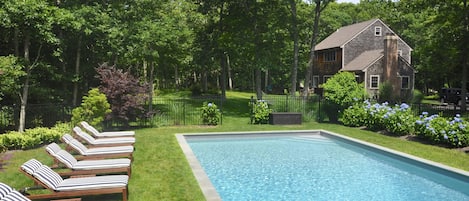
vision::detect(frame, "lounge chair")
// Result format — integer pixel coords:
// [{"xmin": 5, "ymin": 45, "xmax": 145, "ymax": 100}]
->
[
  {"xmin": 45, "ymin": 143, "xmax": 131, "ymax": 177},
  {"xmin": 79, "ymin": 121, "xmax": 134, "ymax": 138},
  {"xmin": 61, "ymin": 134, "xmax": 133, "ymax": 160},
  {"xmin": 0, "ymin": 182, "xmax": 30, "ymax": 201},
  {"xmin": 20, "ymin": 159, "xmax": 128, "ymax": 201},
  {"xmin": 72, "ymin": 127, "xmax": 135, "ymax": 147}
]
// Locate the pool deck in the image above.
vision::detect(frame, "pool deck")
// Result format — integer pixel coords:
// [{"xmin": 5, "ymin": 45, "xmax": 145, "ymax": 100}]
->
[{"xmin": 176, "ymin": 130, "xmax": 469, "ymax": 201}]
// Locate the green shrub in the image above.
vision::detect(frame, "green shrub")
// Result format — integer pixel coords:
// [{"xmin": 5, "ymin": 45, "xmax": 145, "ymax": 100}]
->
[
  {"xmin": 378, "ymin": 81, "xmax": 394, "ymax": 103},
  {"xmin": 415, "ymin": 113, "xmax": 469, "ymax": 147},
  {"xmin": 411, "ymin": 89, "xmax": 424, "ymax": 103},
  {"xmin": 322, "ymin": 72, "xmax": 366, "ymax": 122},
  {"xmin": 250, "ymin": 100, "xmax": 272, "ymax": 124},
  {"xmin": 340, "ymin": 102, "xmax": 368, "ymax": 127},
  {"xmin": 0, "ymin": 123, "xmax": 67, "ymax": 151},
  {"xmin": 201, "ymin": 102, "xmax": 221, "ymax": 125},
  {"xmin": 382, "ymin": 103, "xmax": 416, "ymax": 136},
  {"xmin": 71, "ymin": 88, "xmax": 111, "ymax": 129}
]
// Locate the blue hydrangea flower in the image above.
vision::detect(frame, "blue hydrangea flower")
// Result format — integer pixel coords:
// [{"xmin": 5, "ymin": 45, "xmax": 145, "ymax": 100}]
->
[{"xmin": 208, "ymin": 103, "xmax": 213, "ymax": 107}]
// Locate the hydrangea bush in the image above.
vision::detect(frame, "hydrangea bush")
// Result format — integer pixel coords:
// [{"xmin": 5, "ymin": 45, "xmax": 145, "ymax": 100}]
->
[
  {"xmin": 250, "ymin": 100, "xmax": 272, "ymax": 124},
  {"xmin": 201, "ymin": 102, "xmax": 221, "ymax": 125},
  {"xmin": 415, "ymin": 113, "xmax": 469, "ymax": 147},
  {"xmin": 341, "ymin": 101, "xmax": 415, "ymax": 136}
]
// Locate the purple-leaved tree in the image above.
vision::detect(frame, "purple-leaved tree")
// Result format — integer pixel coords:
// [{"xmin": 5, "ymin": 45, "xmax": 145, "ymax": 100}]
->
[{"xmin": 96, "ymin": 63, "xmax": 150, "ymax": 127}]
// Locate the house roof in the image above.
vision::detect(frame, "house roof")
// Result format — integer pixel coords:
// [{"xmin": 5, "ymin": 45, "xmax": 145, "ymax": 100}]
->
[
  {"xmin": 315, "ymin": 19, "xmax": 378, "ymax": 51},
  {"xmin": 342, "ymin": 49, "xmax": 383, "ymax": 72}
]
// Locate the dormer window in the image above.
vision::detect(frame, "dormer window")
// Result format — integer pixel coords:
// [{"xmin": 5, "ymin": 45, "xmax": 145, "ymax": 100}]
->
[{"xmin": 375, "ymin": 26, "xmax": 382, "ymax": 36}]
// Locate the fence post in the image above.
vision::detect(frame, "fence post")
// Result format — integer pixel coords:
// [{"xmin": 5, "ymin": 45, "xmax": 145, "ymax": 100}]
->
[
  {"xmin": 285, "ymin": 95, "xmax": 288, "ymax": 112},
  {"xmin": 220, "ymin": 96, "xmax": 223, "ymax": 125},
  {"xmin": 250, "ymin": 96, "xmax": 255, "ymax": 124}
]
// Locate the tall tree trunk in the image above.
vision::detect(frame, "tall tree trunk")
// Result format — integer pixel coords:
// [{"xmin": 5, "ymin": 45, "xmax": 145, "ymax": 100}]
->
[
  {"xmin": 18, "ymin": 33, "xmax": 31, "ymax": 132},
  {"xmin": 149, "ymin": 62, "xmax": 155, "ymax": 112},
  {"xmin": 461, "ymin": 0, "xmax": 468, "ymax": 112},
  {"xmin": 220, "ymin": 53, "xmax": 227, "ymax": 99},
  {"xmin": 72, "ymin": 35, "xmax": 82, "ymax": 107},
  {"xmin": 254, "ymin": 1, "xmax": 262, "ymax": 100},
  {"xmin": 302, "ymin": 0, "xmax": 328, "ymax": 97},
  {"xmin": 227, "ymin": 53, "xmax": 233, "ymax": 90},
  {"xmin": 289, "ymin": 0, "xmax": 299, "ymax": 97}
]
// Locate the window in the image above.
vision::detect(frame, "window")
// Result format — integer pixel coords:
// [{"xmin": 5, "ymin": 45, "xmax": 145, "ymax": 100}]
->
[
  {"xmin": 401, "ymin": 76, "xmax": 410, "ymax": 89},
  {"xmin": 324, "ymin": 51, "xmax": 336, "ymax": 62},
  {"xmin": 355, "ymin": 75, "xmax": 360, "ymax": 83},
  {"xmin": 370, "ymin": 75, "xmax": 379, "ymax": 89},
  {"xmin": 375, "ymin": 26, "xmax": 382, "ymax": 36},
  {"xmin": 323, "ymin": 75, "xmax": 332, "ymax": 84},
  {"xmin": 398, "ymin": 49, "xmax": 403, "ymax": 56},
  {"xmin": 312, "ymin": 76, "xmax": 319, "ymax": 87}
]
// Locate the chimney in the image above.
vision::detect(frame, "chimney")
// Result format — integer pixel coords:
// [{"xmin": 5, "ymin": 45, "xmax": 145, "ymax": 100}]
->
[{"xmin": 384, "ymin": 33, "xmax": 400, "ymax": 96}]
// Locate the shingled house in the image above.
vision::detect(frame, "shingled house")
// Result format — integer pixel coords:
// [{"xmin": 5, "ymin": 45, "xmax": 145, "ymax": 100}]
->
[{"xmin": 313, "ymin": 19, "xmax": 414, "ymax": 99}]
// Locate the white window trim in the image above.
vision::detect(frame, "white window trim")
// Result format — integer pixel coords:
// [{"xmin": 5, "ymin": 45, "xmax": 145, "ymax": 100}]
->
[
  {"xmin": 323, "ymin": 75, "xmax": 332, "ymax": 84},
  {"xmin": 370, "ymin": 75, "xmax": 380, "ymax": 89},
  {"xmin": 312, "ymin": 76, "xmax": 319, "ymax": 87},
  {"xmin": 398, "ymin": 49, "xmax": 403, "ymax": 56},
  {"xmin": 375, "ymin": 26, "xmax": 382, "ymax": 36},
  {"xmin": 400, "ymin": 76, "xmax": 410, "ymax": 89}
]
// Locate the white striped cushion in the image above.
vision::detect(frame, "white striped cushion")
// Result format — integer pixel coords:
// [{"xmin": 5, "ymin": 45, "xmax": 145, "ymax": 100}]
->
[
  {"xmin": 61, "ymin": 134, "xmax": 74, "ymax": 144},
  {"xmin": 21, "ymin": 159, "xmax": 42, "ymax": 175},
  {"xmin": 69, "ymin": 139, "xmax": 89, "ymax": 155},
  {"xmin": 55, "ymin": 150, "xmax": 78, "ymax": 168},
  {"xmin": 56, "ymin": 175, "xmax": 128, "ymax": 191},
  {"xmin": 73, "ymin": 127, "xmax": 96, "ymax": 144},
  {"xmin": 73, "ymin": 158, "xmax": 131, "ymax": 170},
  {"xmin": 85, "ymin": 146, "xmax": 134, "ymax": 155},
  {"xmin": 80, "ymin": 122, "xmax": 100, "ymax": 136},
  {"xmin": 45, "ymin": 143, "xmax": 62, "ymax": 155},
  {"xmin": 93, "ymin": 137, "xmax": 135, "ymax": 145},
  {"xmin": 1, "ymin": 190, "xmax": 30, "ymax": 201},
  {"xmin": 32, "ymin": 165, "xmax": 63, "ymax": 190},
  {"xmin": 0, "ymin": 182, "xmax": 12, "ymax": 199}
]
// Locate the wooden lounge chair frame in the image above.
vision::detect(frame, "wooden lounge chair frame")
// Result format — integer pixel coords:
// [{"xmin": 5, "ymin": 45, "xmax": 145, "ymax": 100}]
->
[
  {"xmin": 19, "ymin": 163, "xmax": 128, "ymax": 201},
  {"xmin": 72, "ymin": 127, "xmax": 135, "ymax": 148},
  {"xmin": 61, "ymin": 135, "xmax": 133, "ymax": 161},
  {"xmin": 79, "ymin": 121, "xmax": 135, "ymax": 138},
  {"xmin": 45, "ymin": 146, "xmax": 132, "ymax": 177}
]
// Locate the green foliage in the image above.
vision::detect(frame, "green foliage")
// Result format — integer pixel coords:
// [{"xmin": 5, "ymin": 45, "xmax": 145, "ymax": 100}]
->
[
  {"xmin": 71, "ymin": 88, "xmax": 111, "ymax": 129},
  {"xmin": 341, "ymin": 101, "xmax": 415, "ymax": 136},
  {"xmin": 250, "ymin": 100, "xmax": 272, "ymax": 124},
  {"xmin": 0, "ymin": 56, "xmax": 25, "ymax": 101},
  {"xmin": 201, "ymin": 102, "xmax": 221, "ymax": 125},
  {"xmin": 415, "ymin": 113, "xmax": 469, "ymax": 148},
  {"xmin": 322, "ymin": 72, "xmax": 366, "ymax": 122},
  {"xmin": 322, "ymin": 72, "xmax": 366, "ymax": 109},
  {"xmin": 411, "ymin": 89, "xmax": 424, "ymax": 103},
  {"xmin": 0, "ymin": 124, "xmax": 65, "ymax": 151},
  {"xmin": 378, "ymin": 81, "xmax": 394, "ymax": 103}
]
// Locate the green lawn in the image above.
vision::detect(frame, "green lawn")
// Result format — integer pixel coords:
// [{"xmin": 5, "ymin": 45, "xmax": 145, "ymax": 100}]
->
[{"xmin": 1, "ymin": 91, "xmax": 469, "ymax": 201}]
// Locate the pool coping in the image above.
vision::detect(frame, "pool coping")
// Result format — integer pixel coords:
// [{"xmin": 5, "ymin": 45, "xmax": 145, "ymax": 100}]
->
[{"xmin": 176, "ymin": 130, "xmax": 469, "ymax": 201}]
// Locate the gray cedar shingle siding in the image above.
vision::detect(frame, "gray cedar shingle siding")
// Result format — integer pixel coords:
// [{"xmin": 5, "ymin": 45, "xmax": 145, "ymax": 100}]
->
[{"xmin": 313, "ymin": 18, "xmax": 414, "ymax": 98}]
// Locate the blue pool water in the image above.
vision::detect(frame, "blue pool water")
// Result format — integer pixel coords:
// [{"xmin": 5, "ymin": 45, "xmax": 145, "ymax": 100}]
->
[{"xmin": 186, "ymin": 133, "xmax": 469, "ymax": 201}]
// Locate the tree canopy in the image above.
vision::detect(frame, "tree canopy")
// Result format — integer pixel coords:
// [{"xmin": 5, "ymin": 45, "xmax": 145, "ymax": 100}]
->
[{"xmin": 0, "ymin": 0, "xmax": 467, "ymax": 114}]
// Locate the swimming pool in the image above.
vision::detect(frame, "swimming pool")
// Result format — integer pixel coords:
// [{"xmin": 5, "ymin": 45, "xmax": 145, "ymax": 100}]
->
[{"xmin": 177, "ymin": 130, "xmax": 469, "ymax": 201}]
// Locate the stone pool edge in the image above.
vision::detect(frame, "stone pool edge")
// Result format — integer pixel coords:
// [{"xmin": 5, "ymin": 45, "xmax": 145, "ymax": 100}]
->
[{"xmin": 176, "ymin": 130, "xmax": 469, "ymax": 201}]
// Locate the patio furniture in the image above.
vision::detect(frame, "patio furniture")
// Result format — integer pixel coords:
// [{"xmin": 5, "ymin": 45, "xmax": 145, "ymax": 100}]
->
[
  {"xmin": 61, "ymin": 134, "xmax": 133, "ymax": 160},
  {"xmin": 79, "ymin": 121, "xmax": 134, "ymax": 138},
  {"xmin": 0, "ymin": 182, "xmax": 30, "ymax": 201},
  {"xmin": 45, "ymin": 143, "xmax": 131, "ymax": 177},
  {"xmin": 72, "ymin": 127, "xmax": 135, "ymax": 147},
  {"xmin": 20, "ymin": 159, "xmax": 128, "ymax": 201}
]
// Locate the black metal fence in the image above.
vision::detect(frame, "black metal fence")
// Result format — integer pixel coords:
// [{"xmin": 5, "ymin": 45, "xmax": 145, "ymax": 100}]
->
[
  {"xmin": 0, "ymin": 96, "xmax": 225, "ymax": 132},
  {"xmin": 1, "ymin": 96, "xmax": 467, "ymax": 133}
]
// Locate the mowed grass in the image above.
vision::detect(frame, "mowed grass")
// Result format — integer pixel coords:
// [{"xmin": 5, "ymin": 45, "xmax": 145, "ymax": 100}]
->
[{"xmin": 1, "ymin": 91, "xmax": 469, "ymax": 201}]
